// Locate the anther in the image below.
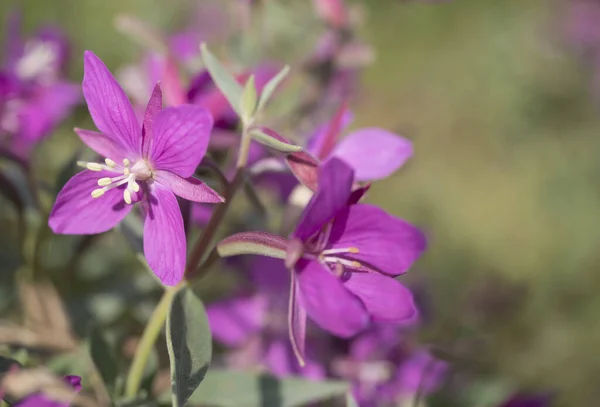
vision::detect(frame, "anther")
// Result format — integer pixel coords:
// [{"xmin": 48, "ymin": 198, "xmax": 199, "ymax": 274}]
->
[
  {"xmin": 123, "ymin": 189, "xmax": 132, "ymax": 205},
  {"xmin": 105, "ymin": 158, "xmax": 116, "ymax": 167},
  {"xmin": 97, "ymin": 177, "xmax": 112, "ymax": 186},
  {"xmin": 123, "ymin": 158, "xmax": 131, "ymax": 167},
  {"xmin": 86, "ymin": 163, "xmax": 103, "ymax": 171},
  {"xmin": 348, "ymin": 247, "xmax": 359, "ymax": 253},
  {"xmin": 123, "ymin": 168, "xmax": 131, "ymax": 176},
  {"xmin": 130, "ymin": 181, "xmax": 140, "ymax": 192},
  {"xmin": 91, "ymin": 188, "xmax": 105, "ymax": 198}
]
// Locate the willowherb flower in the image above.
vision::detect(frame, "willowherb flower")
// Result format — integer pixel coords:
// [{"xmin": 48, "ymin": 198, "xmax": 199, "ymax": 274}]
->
[
  {"xmin": 48, "ymin": 51, "xmax": 223, "ymax": 285},
  {"xmin": 207, "ymin": 256, "xmax": 328, "ymax": 378},
  {"xmin": 222, "ymin": 157, "xmax": 426, "ymax": 363},
  {"xmin": 14, "ymin": 375, "xmax": 81, "ymax": 407},
  {"xmin": 332, "ymin": 323, "xmax": 447, "ymax": 407},
  {"xmin": 0, "ymin": 11, "xmax": 79, "ymax": 158}
]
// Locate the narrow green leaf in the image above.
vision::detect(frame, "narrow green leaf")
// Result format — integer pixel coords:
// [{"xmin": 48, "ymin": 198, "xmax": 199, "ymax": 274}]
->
[
  {"xmin": 240, "ymin": 75, "xmax": 257, "ymax": 123},
  {"xmin": 166, "ymin": 286, "xmax": 212, "ymax": 407},
  {"xmin": 217, "ymin": 231, "xmax": 287, "ymax": 259},
  {"xmin": 162, "ymin": 369, "xmax": 349, "ymax": 407},
  {"xmin": 88, "ymin": 325, "xmax": 118, "ymax": 394},
  {"xmin": 249, "ymin": 129, "xmax": 303, "ymax": 153},
  {"xmin": 200, "ymin": 43, "xmax": 243, "ymax": 116},
  {"xmin": 257, "ymin": 65, "xmax": 290, "ymax": 113}
]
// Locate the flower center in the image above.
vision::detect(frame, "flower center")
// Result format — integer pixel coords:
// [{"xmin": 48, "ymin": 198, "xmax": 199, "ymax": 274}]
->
[
  {"xmin": 79, "ymin": 157, "xmax": 153, "ymax": 204},
  {"xmin": 319, "ymin": 247, "xmax": 362, "ymax": 270}
]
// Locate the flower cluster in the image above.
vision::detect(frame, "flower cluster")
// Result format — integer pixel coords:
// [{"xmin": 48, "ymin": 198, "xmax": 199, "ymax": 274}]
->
[{"xmin": 0, "ymin": 1, "xmax": 556, "ymax": 407}]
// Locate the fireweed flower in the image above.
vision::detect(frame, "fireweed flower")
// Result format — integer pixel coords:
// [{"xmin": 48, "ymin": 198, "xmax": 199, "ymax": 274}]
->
[
  {"xmin": 0, "ymin": 12, "xmax": 79, "ymax": 157},
  {"xmin": 332, "ymin": 324, "xmax": 447, "ymax": 407},
  {"xmin": 48, "ymin": 51, "xmax": 223, "ymax": 285},
  {"xmin": 14, "ymin": 375, "xmax": 81, "ymax": 407},
  {"xmin": 223, "ymin": 158, "xmax": 426, "ymax": 363},
  {"xmin": 207, "ymin": 257, "xmax": 327, "ymax": 378}
]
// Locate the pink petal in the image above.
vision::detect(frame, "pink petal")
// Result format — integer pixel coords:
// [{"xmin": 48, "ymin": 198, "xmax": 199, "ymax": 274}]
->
[
  {"xmin": 330, "ymin": 128, "xmax": 413, "ymax": 181},
  {"xmin": 296, "ymin": 260, "xmax": 368, "ymax": 337},
  {"xmin": 141, "ymin": 83, "xmax": 163, "ymax": 158},
  {"xmin": 16, "ymin": 82, "xmax": 80, "ymax": 147},
  {"xmin": 206, "ymin": 293, "xmax": 268, "ymax": 347},
  {"xmin": 308, "ymin": 103, "xmax": 352, "ymax": 160},
  {"xmin": 288, "ymin": 271, "xmax": 307, "ymax": 366},
  {"xmin": 153, "ymin": 170, "xmax": 223, "ymax": 203},
  {"xmin": 294, "ymin": 158, "xmax": 353, "ymax": 241},
  {"xmin": 49, "ymin": 170, "xmax": 132, "ymax": 234},
  {"xmin": 75, "ymin": 129, "xmax": 127, "ymax": 162},
  {"xmin": 149, "ymin": 104, "xmax": 213, "ymax": 178},
  {"xmin": 82, "ymin": 51, "xmax": 141, "ymax": 155},
  {"xmin": 329, "ymin": 204, "xmax": 427, "ymax": 276},
  {"xmin": 344, "ymin": 273, "xmax": 416, "ymax": 322},
  {"xmin": 143, "ymin": 183, "xmax": 186, "ymax": 285}
]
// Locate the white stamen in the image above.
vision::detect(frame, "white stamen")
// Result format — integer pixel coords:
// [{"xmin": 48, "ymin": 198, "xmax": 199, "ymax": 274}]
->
[
  {"xmin": 91, "ymin": 189, "xmax": 105, "ymax": 198},
  {"xmin": 322, "ymin": 256, "xmax": 362, "ymax": 269},
  {"xmin": 86, "ymin": 163, "xmax": 103, "ymax": 171},
  {"xmin": 123, "ymin": 168, "xmax": 131, "ymax": 176},
  {"xmin": 105, "ymin": 158, "xmax": 116, "ymax": 167},
  {"xmin": 123, "ymin": 158, "xmax": 131, "ymax": 167},
  {"xmin": 123, "ymin": 189, "xmax": 132, "ymax": 204},
  {"xmin": 130, "ymin": 180, "xmax": 140, "ymax": 192},
  {"xmin": 97, "ymin": 177, "xmax": 112, "ymax": 186},
  {"xmin": 322, "ymin": 247, "xmax": 360, "ymax": 255}
]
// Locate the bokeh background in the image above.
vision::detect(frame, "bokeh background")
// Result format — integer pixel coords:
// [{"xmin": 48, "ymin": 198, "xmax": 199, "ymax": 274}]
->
[{"xmin": 1, "ymin": 0, "xmax": 599, "ymax": 405}]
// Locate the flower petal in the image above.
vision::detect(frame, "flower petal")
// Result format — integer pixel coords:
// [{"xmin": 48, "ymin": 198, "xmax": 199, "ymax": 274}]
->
[
  {"xmin": 82, "ymin": 51, "xmax": 141, "ymax": 155},
  {"xmin": 294, "ymin": 157, "xmax": 353, "ymax": 241},
  {"xmin": 296, "ymin": 260, "xmax": 368, "ymax": 337},
  {"xmin": 75, "ymin": 128, "xmax": 127, "ymax": 162},
  {"xmin": 14, "ymin": 82, "xmax": 80, "ymax": 155},
  {"xmin": 149, "ymin": 104, "xmax": 213, "ymax": 177},
  {"xmin": 49, "ymin": 170, "xmax": 132, "ymax": 234},
  {"xmin": 153, "ymin": 170, "xmax": 223, "ymax": 203},
  {"xmin": 344, "ymin": 273, "xmax": 416, "ymax": 322},
  {"xmin": 143, "ymin": 183, "xmax": 186, "ymax": 285},
  {"xmin": 141, "ymin": 82, "xmax": 163, "ymax": 158},
  {"xmin": 330, "ymin": 128, "xmax": 413, "ymax": 181},
  {"xmin": 307, "ymin": 106, "xmax": 353, "ymax": 159},
  {"xmin": 206, "ymin": 293, "xmax": 268, "ymax": 347},
  {"xmin": 329, "ymin": 204, "xmax": 427, "ymax": 276}
]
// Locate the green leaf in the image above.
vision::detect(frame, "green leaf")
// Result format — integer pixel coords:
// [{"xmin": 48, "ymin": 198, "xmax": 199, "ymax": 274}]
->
[
  {"xmin": 346, "ymin": 392, "xmax": 359, "ymax": 407},
  {"xmin": 240, "ymin": 75, "xmax": 257, "ymax": 124},
  {"xmin": 217, "ymin": 231, "xmax": 287, "ymax": 259},
  {"xmin": 168, "ymin": 369, "xmax": 349, "ymax": 407},
  {"xmin": 249, "ymin": 128, "xmax": 303, "ymax": 153},
  {"xmin": 257, "ymin": 65, "xmax": 290, "ymax": 113},
  {"xmin": 166, "ymin": 286, "xmax": 212, "ymax": 407},
  {"xmin": 200, "ymin": 43, "xmax": 243, "ymax": 117},
  {"xmin": 88, "ymin": 325, "xmax": 118, "ymax": 395}
]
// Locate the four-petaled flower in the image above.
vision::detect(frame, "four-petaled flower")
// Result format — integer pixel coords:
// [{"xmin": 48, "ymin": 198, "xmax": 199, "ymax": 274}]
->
[
  {"xmin": 48, "ymin": 51, "xmax": 223, "ymax": 285},
  {"xmin": 284, "ymin": 158, "xmax": 426, "ymax": 362}
]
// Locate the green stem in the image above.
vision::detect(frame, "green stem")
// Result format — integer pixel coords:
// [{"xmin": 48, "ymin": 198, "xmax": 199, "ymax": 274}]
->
[
  {"xmin": 124, "ymin": 285, "xmax": 178, "ymax": 398},
  {"xmin": 186, "ymin": 127, "xmax": 252, "ymax": 278}
]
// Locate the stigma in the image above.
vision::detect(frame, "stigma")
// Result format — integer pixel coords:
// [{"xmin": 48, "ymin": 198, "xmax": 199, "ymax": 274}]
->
[{"xmin": 78, "ymin": 157, "xmax": 152, "ymax": 204}]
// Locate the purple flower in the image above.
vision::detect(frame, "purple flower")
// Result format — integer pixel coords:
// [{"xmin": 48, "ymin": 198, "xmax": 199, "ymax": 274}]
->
[
  {"xmin": 332, "ymin": 324, "xmax": 447, "ymax": 407},
  {"xmin": 48, "ymin": 51, "xmax": 223, "ymax": 285},
  {"xmin": 240, "ymin": 157, "xmax": 425, "ymax": 363},
  {"xmin": 0, "ymin": 11, "xmax": 79, "ymax": 158},
  {"xmin": 207, "ymin": 257, "xmax": 327, "ymax": 379},
  {"xmin": 15, "ymin": 375, "xmax": 81, "ymax": 407}
]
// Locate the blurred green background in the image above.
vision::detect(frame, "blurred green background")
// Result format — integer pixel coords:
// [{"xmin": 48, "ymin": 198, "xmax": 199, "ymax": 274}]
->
[{"xmin": 2, "ymin": 0, "xmax": 600, "ymax": 405}]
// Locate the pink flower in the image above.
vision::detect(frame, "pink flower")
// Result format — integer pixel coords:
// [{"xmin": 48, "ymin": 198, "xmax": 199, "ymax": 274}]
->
[{"xmin": 48, "ymin": 51, "xmax": 223, "ymax": 285}]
